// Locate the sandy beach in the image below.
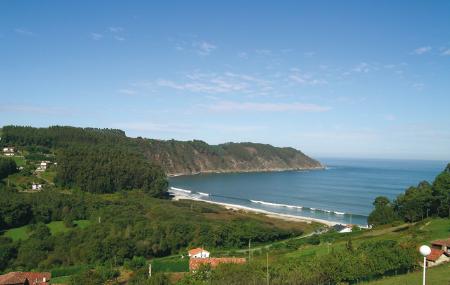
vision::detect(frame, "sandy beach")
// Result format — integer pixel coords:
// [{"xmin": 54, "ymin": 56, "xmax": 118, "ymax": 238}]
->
[{"xmin": 169, "ymin": 189, "xmax": 339, "ymax": 227}]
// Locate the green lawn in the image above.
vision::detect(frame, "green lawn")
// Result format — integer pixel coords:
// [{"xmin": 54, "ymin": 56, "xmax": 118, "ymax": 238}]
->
[
  {"xmin": 2, "ymin": 220, "xmax": 91, "ymax": 241},
  {"xmin": 151, "ymin": 256, "xmax": 189, "ymax": 272},
  {"xmin": 363, "ymin": 263, "xmax": 450, "ymax": 285},
  {"xmin": 50, "ymin": 275, "xmax": 71, "ymax": 284}
]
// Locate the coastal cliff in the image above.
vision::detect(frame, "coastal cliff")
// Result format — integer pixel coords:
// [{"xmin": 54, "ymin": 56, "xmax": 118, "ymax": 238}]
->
[
  {"xmin": 1, "ymin": 126, "xmax": 322, "ymax": 176},
  {"xmin": 138, "ymin": 139, "xmax": 323, "ymax": 175}
]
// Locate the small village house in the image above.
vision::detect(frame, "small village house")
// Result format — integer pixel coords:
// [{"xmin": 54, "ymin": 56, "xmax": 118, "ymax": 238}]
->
[
  {"xmin": 31, "ymin": 183, "xmax": 42, "ymax": 191},
  {"xmin": 188, "ymin": 248, "xmax": 210, "ymax": 259},
  {"xmin": 426, "ymin": 248, "xmax": 450, "ymax": 267},
  {"xmin": 0, "ymin": 272, "xmax": 50, "ymax": 285},
  {"xmin": 431, "ymin": 238, "xmax": 450, "ymax": 256},
  {"xmin": 2, "ymin": 147, "xmax": 15, "ymax": 157}
]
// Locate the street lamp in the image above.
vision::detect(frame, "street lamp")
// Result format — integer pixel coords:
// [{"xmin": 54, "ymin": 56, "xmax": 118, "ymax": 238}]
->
[{"xmin": 419, "ymin": 245, "xmax": 431, "ymax": 285}]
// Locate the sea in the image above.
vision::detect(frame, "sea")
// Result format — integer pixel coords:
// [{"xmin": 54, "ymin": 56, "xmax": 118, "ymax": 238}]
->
[{"xmin": 169, "ymin": 158, "xmax": 448, "ymax": 226}]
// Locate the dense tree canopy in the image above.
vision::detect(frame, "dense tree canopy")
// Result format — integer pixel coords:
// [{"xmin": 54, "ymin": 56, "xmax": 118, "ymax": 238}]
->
[
  {"xmin": 369, "ymin": 164, "xmax": 450, "ymax": 225},
  {"xmin": 0, "ymin": 158, "xmax": 18, "ymax": 180}
]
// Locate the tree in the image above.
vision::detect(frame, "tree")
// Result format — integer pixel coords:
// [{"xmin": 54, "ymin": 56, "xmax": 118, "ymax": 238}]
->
[
  {"xmin": 368, "ymin": 196, "xmax": 397, "ymax": 226},
  {"xmin": 0, "ymin": 158, "xmax": 18, "ymax": 180}
]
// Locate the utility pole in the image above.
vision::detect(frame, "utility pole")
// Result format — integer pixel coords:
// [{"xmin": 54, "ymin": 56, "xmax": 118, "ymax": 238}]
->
[{"xmin": 266, "ymin": 252, "xmax": 269, "ymax": 285}]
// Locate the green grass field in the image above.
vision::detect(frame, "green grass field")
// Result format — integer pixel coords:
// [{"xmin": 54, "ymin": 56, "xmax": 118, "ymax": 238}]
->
[
  {"xmin": 152, "ymin": 256, "xmax": 189, "ymax": 273},
  {"xmin": 363, "ymin": 263, "xmax": 450, "ymax": 285},
  {"xmin": 2, "ymin": 220, "xmax": 91, "ymax": 241}
]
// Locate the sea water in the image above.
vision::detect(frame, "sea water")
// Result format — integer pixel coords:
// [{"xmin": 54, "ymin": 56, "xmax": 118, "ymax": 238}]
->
[{"xmin": 169, "ymin": 158, "xmax": 447, "ymax": 226}]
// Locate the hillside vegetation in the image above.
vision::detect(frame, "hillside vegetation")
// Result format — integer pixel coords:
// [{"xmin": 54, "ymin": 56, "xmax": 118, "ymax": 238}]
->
[{"xmin": 1, "ymin": 125, "xmax": 322, "ymax": 177}]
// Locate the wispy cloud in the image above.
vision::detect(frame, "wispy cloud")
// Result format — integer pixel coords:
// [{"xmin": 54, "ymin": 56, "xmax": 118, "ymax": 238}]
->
[
  {"xmin": 441, "ymin": 49, "xmax": 450, "ymax": 56},
  {"xmin": 90, "ymin": 33, "xmax": 103, "ymax": 40},
  {"xmin": 352, "ymin": 62, "xmax": 371, "ymax": 73},
  {"xmin": 109, "ymin": 27, "xmax": 124, "ymax": 33},
  {"xmin": 14, "ymin": 28, "xmax": 35, "ymax": 36},
  {"xmin": 207, "ymin": 101, "xmax": 331, "ymax": 112},
  {"xmin": 411, "ymin": 46, "xmax": 432, "ymax": 55},
  {"xmin": 288, "ymin": 69, "xmax": 327, "ymax": 85},
  {"xmin": 117, "ymin": 89, "xmax": 137, "ymax": 95},
  {"xmin": 156, "ymin": 71, "xmax": 271, "ymax": 95},
  {"xmin": 384, "ymin": 114, "xmax": 396, "ymax": 121},
  {"xmin": 114, "ymin": 35, "xmax": 125, "ymax": 41},
  {"xmin": 193, "ymin": 41, "xmax": 217, "ymax": 55}
]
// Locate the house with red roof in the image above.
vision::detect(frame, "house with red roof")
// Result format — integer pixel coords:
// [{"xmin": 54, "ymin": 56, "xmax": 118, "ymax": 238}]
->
[
  {"xmin": 431, "ymin": 238, "xmax": 450, "ymax": 256},
  {"xmin": 189, "ymin": 257, "xmax": 246, "ymax": 271},
  {"xmin": 0, "ymin": 272, "xmax": 50, "ymax": 285},
  {"xmin": 188, "ymin": 247, "xmax": 210, "ymax": 259},
  {"xmin": 426, "ymin": 248, "xmax": 450, "ymax": 267}
]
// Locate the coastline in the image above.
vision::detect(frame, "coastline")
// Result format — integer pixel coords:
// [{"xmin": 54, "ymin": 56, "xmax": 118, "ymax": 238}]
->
[
  {"xmin": 169, "ymin": 189, "xmax": 338, "ymax": 227},
  {"xmin": 167, "ymin": 165, "xmax": 325, "ymax": 177}
]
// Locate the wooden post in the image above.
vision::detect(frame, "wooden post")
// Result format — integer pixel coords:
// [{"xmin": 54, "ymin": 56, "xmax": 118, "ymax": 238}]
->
[
  {"xmin": 149, "ymin": 263, "xmax": 152, "ymax": 278},
  {"xmin": 266, "ymin": 252, "xmax": 269, "ymax": 285},
  {"xmin": 248, "ymin": 239, "xmax": 251, "ymax": 262}
]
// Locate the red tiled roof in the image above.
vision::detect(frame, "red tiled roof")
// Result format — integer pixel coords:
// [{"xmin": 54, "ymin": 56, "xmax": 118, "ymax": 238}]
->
[
  {"xmin": 189, "ymin": 257, "xmax": 246, "ymax": 271},
  {"xmin": 427, "ymin": 248, "xmax": 445, "ymax": 262},
  {"xmin": 431, "ymin": 238, "xmax": 450, "ymax": 247},
  {"xmin": 188, "ymin": 248, "xmax": 208, "ymax": 255},
  {"xmin": 0, "ymin": 272, "xmax": 50, "ymax": 285}
]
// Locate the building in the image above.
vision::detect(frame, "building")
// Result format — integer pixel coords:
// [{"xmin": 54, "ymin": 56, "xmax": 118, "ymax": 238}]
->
[
  {"xmin": 188, "ymin": 248, "xmax": 210, "ymax": 259},
  {"xmin": 2, "ymin": 147, "xmax": 15, "ymax": 157},
  {"xmin": 189, "ymin": 257, "xmax": 246, "ymax": 271},
  {"xmin": 36, "ymin": 161, "xmax": 50, "ymax": 172},
  {"xmin": 31, "ymin": 183, "xmax": 42, "ymax": 191},
  {"xmin": 332, "ymin": 224, "xmax": 353, "ymax": 233},
  {"xmin": 431, "ymin": 238, "xmax": 450, "ymax": 256},
  {"xmin": 0, "ymin": 272, "xmax": 50, "ymax": 285},
  {"xmin": 426, "ymin": 248, "xmax": 450, "ymax": 267}
]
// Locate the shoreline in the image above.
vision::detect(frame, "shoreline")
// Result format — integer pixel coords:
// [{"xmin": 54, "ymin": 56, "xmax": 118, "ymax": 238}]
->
[
  {"xmin": 169, "ymin": 190, "xmax": 339, "ymax": 227},
  {"xmin": 167, "ymin": 166, "xmax": 325, "ymax": 178}
]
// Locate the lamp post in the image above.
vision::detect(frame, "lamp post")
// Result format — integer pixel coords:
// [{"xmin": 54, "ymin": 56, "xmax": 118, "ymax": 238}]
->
[{"xmin": 419, "ymin": 245, "xmax": 431, "ymax": 285}]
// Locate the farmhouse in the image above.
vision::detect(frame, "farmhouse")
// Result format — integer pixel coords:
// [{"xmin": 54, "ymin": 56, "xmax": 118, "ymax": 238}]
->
[
  {"xmin": 189, "ymin": 257, "xmax": 246, "ymax": 271},
  {"xmin": 431, "ymin": 238, "xmax": 450, "ymax": 255},
  {"xmin": 0, "ymin": 271, "xmax": 50, "ymax": 285},
  {"xmin": 426, "ymin": 248, "xmax": 450, "ymax": 267},
  {"xmin": 31, "ymin": 183, "xmax": 43, "ymax": 191},
  {"xmin": 2, "ymin": 147, "xmax": 15, "ymax": 156},
  {"xmin": 188, "ymin": 248, "xmax": 210, "ymax": 259}
]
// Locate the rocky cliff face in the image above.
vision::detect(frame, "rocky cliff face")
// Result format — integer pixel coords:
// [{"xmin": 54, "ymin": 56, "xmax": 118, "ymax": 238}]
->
[{"xmin": 138, "ymin": 139, "xmax": 323, "ymax": 175}]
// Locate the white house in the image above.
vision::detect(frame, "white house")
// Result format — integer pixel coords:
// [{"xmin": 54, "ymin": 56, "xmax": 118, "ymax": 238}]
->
[
  {"xmin": 188, "ymin": 248, "xmax": 210, "ymax": 259},
  {"xmin": 333, "ymin": 224, "xmax": 353, "ymax": 233},
  {"xmin": 36, "ymin": 161, "xmax": 50, "ymax": 172},
  {"xmin": 3, "ymin": 147, "xmax": 15, "ymax": 156},
  {"xmin": 32, "ymin": 183, "xmax": 43, "ymax": 191}
]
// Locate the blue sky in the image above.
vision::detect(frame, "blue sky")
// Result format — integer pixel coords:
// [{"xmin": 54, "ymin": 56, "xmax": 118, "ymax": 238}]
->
[{"xmin": 1, "ymin": 1, "xmax": 450, "ymax": 160}]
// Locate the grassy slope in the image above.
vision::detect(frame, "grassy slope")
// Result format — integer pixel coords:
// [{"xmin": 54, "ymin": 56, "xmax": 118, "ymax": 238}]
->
[
  {"xmin": 363, "ymin": 263, "xmax": 450, "ymax": 285},
  {"xmin": 3, "ymin": 220, "xmax": 91, "ymax": 241}
]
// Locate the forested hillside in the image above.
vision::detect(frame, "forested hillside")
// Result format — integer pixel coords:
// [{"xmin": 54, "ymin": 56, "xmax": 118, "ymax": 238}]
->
[{"xmin": 1, "ymin": 125, "xmax": 322, "ymax": 177}]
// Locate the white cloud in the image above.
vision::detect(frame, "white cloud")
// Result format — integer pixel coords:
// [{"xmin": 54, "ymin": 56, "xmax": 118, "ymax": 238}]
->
[
  {"xmin": 14, "ymin": 28, "xmax": 34, "ymax": 36},
  {"xmin": 288, "ymin": 69, "xmax": 327, "ymax": 85},
  {"xmin": 109, "ymin": 27, "xmax": 124, "ymax": 33},
  {"xmin": 353, "ymin": 62, "xmax": 371, "ymax": 73},
  {"xmin": 384, "ymin": 114, "xmax": 396, "ymax": 121},
  {"xmin": 193, "ymin": 41, "xmax": 217, "ymax": 55},
  {"xmin": 207, "ymin": 101, "xmax": 331, "ymax": 112},
  {"xmin": 411, "ymin": 46, "xmax": 432, "ymax": 55},
  {"xmin": 117, "ymin": 89, "xmax": 137, "ymax": 95},
  {"xmin": 90, "ymin": 33, "xmax": 103, "ymax": 40},
  {"xmin": 412, "ymin": 82, "xmax": 425, "ymax": 90},
  {"xmin": 441, "ymin": 49, "xmax": 450, "ymax": 56},
  {"xmin": 114, "ymin": 35, "xmax": 125, "ymax": 41}
]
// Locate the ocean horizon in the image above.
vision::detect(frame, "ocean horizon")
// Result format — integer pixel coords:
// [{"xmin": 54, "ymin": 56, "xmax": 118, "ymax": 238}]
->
[{"xmin": 169, "ymin": 158, "xmax": 448, "ymax": 226}]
